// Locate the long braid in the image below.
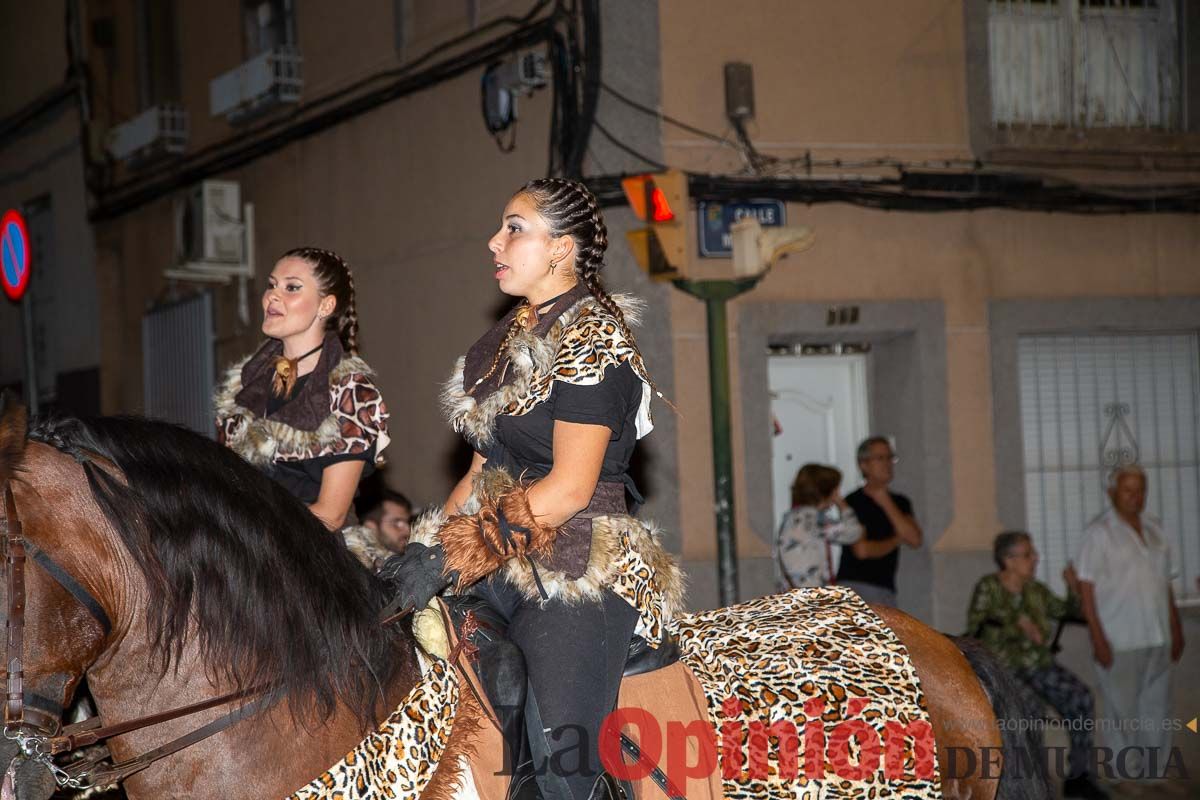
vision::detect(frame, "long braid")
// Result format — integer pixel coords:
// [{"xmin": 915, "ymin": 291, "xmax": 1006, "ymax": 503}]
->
[
  {"xmin": 466, "ymin": 318, "xmax": 522, "ymax": 396},
  {"xmin": 521, "ymin": 178, "xmax": 674, "ymax": 409},
  {"xmin": 341, "ymin": 264, "xmax": 359, "ymax": 356},
  {"xmin": 281, "ymin": 246, "xmax": 358, "ymax": 355}
]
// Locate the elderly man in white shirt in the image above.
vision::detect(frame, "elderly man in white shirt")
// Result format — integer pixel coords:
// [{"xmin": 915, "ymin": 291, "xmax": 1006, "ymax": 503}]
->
[{"xmin": 1076, "ymin": 465, "xmax": 1185, "ymax": 788}]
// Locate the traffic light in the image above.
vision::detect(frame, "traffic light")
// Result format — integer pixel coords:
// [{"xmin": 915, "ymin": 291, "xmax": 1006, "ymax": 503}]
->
[{"xmin": 621, "ymin": 170, "xmax": 688, "ymax": 280}]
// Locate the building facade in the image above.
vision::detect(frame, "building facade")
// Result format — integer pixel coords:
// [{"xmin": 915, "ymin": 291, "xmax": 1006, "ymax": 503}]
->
[
  {"xmin": 0, "ymin": 0, "xmax": 101, "ymax": 415},
  {"xmin": 18, "ymin": 0, "xmax": 1200, "ymax": 629}
]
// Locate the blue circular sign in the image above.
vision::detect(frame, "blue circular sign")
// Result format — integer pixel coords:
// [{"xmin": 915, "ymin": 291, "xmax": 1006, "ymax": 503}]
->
[{"xmin": 1, "ymin": 209, "xmax": 31, "ymax": 302}]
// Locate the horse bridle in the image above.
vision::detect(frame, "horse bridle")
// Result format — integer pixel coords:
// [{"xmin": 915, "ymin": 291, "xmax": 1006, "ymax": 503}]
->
[{"xmin": 1, "ymin": 481, "xmax": 275, "ymax": 791}]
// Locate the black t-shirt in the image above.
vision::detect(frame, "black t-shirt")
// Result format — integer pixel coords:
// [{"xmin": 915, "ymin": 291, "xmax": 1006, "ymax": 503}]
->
[
  {"xmin": 835, "ymin": 488, "xmax": 914, "ymax": 592},
  {"xmin": 479, "ymin": 361, "xmax": 643, "ymax": 498},
  {"xmin": 264, "ymin": 373, "xmax": 375, "ymax": 506}
]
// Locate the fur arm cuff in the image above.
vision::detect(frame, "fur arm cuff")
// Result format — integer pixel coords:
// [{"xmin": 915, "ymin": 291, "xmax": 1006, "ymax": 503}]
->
[{"xmin": 440, "ymin": 479, "xmax": 559, "ymax": 590}]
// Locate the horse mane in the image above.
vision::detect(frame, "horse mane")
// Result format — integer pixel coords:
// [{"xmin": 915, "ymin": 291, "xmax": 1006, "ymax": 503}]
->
[
  {"xmin": 26, "ymin": 413, "xmax": 415, "ymax": 729},
  {"xmin": 0, "ymin": 398, "xmax": 26, "ymax": 485}
]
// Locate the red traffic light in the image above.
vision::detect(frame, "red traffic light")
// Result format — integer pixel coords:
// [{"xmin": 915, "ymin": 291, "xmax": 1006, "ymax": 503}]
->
[
  {"xmin": 621, "ymin": 175, "xmax": 676, "ymax": 223},
  {"xmin": 649, "ymin": 187, "xmax": 675, "ymax": 222}
]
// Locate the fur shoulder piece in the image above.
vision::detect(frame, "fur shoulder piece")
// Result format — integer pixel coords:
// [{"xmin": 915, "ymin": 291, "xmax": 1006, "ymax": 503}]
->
[
  {"xmin": 215, "ymin": 353, "xmax": 390, "ymax": 467},
  {"xmin": 441, "ymin": 293, "xmax": 654, "ymax": 447}
]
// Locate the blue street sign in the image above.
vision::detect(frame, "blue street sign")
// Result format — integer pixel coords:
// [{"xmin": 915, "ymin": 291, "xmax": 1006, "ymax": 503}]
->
[{"xmin": 698, "ymin": 199, "xmax": 786, "ymax": 258}]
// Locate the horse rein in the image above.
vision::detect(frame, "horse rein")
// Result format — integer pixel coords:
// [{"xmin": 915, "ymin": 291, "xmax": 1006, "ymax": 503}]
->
[{"xmin": 1, "ymin": 480, "xmax": 277, "ymax": 791}]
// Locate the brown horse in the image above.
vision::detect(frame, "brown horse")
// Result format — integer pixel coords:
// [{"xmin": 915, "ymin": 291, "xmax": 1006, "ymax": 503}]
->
[{"xmin": 0, "ymin": 403, "xmax": 1046, "ymax": 800}]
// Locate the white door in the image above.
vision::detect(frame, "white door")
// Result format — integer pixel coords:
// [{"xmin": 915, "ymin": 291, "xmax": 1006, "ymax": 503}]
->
[{"xmin": 768, "ymin": 355, "xmax": 870, "ymax": 579}]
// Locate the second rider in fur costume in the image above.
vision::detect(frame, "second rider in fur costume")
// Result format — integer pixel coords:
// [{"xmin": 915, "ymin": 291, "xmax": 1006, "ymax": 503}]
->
[{"xmin": 389, "ymin": 178, "xmax": 682, "ymax": 800}]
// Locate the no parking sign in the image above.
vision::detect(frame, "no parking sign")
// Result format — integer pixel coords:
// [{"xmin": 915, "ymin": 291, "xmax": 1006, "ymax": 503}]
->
[{"xmin": 1, "ymin": 209, "xmax": 31, "ymax": 302}]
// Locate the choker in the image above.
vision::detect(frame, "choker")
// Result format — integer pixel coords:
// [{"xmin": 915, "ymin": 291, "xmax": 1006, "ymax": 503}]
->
[{"xmin": 515, "ymin": 286, "xmax": 578, "ymax": 331}]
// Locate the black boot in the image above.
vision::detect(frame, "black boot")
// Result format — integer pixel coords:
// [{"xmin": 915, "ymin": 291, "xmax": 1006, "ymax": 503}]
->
[
  {"xmin": 1063, "ymin": 774, "xmax": 1109, "ymax": 799},
  {"xmin": 587, "ymin": 772, "xmax": 631, "ymax": 800},
  {"xmin": 444, "ymin": 596, "xmax": 537, "ymax": 800}
]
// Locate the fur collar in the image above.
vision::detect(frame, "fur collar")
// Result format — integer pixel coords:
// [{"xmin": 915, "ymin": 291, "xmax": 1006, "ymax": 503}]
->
[
  {"xmin": 215, "ymin": 344, "xmax": 377, "ymax": 467},
  {"xmin": 441, "ymin": 293, "xmax": 653, "ymax": 447}
]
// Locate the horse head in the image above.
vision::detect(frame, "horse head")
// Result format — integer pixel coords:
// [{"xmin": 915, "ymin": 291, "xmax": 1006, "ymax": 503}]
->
[
  {"xmin": 0, "ymin": 400, "xmax": 114, "ymax": 799},
  {"xmin": 1, "ymin": 402, "xmax": 418, "ymax": 799}
]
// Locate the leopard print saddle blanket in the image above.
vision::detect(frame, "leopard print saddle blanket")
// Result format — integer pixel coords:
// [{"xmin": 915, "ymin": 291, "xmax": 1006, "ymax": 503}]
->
[
  {"xmin": 285, "ymin": 588, "xmax": 941, "ymax": 800},
  {"xmin": 671, "ymin": 587, "xmax": 943, "ymax": 799},
  {"xmin": 284, "ymin": 656, "xmax": 464, "ymax": 800}
]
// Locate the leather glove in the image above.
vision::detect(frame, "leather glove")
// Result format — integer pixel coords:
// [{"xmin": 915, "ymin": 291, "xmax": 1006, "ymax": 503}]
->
[{"xmin": 380, "ymin": 542, "xmax": 454, "ymax": 612}]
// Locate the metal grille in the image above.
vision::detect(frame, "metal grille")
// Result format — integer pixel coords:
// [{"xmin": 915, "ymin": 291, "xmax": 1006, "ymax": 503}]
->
[
  {"xmin": 142, "ymin": 293, "xmax": 215, "ymax": 437},
  {"xmin": 1018, "ymin": 332, "xmax": 1199, "ymax": 602},
  {"xmin": 989, "ymin": 0, "xmax": 1180, "ymax": 128}
]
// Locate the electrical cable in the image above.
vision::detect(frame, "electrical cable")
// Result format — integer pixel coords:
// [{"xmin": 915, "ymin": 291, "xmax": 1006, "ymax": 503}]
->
[
  {"xmin": 91, "ymin": 12, "xmax": 559, "ymax": 220},
  {"xmin": 597, "ymin": 80, "xmax": 732, "ymax": 146},
  {"xmin": 590, "ymin": 120, "xmax": 667, "ymax": 170}
]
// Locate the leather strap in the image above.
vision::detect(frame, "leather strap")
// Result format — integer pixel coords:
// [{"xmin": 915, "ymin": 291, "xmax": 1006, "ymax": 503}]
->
[
  {"xmin": 63, "ymin": 690, "xmax": 279, "ymax": 786},
  {"xmin": 618, "ymin": 734, "xmax": 686, "ymax": 800},
  {"xmin": 4, "ymin": 484, "xmax": 26, "ymax": 727},
  {"xmin": 48, "ymin": 684, "xmax": 270, "ymax": 754},
  {"xmin": 26, "ymin": 543, "xmax": 111, "ymax": 637}
]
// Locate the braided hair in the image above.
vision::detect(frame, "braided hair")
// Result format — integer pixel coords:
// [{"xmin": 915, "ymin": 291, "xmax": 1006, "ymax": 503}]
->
[
  {"xmin": 280, "ymin": 246, "xmax": 360, "ymax": 355},
  {"xmin": 519, "ymin": 177, "xmax": 641, "ymax": 354}
]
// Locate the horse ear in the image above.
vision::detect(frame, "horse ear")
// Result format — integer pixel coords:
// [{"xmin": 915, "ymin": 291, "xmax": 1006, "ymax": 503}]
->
[{"xmin": 0, "ymin": 391, "xmax": 28, "ymax": 484}]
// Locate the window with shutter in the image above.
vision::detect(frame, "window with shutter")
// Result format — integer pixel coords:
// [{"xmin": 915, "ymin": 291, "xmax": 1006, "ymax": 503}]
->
[
  {"xmin": 989, "ymin": 0, "xmax": 1182, "ymax": 128},
  {"xmin": 1018, "ymin": 332, "xmax": 1199, "ymax": 602}
]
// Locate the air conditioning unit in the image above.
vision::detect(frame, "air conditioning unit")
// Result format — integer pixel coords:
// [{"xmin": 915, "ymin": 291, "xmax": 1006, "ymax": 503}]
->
[
  {"xmin": 175, "ymin": 181, "xmax": 245, "ymax": 266},
  {"xmin": 210, "ymin": 48, "xmax": 303, "ymax": 123},
  {"xmin": 107, "ymin": 105, "xmax": 189, "ymax": 163}
]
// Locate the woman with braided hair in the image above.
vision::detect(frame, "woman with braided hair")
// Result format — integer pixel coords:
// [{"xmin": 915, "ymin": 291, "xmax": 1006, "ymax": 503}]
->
[
  {"xmin": 389, "ymin": 178, "xmax": 683, "ymax": 800},
  {"xmin": 214, "ymin": 247, "xmax": 390, "ymax": 562}
]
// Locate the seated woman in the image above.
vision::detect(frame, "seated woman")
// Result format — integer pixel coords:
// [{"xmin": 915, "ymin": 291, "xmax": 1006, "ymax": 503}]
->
[
  {"xmin": 967, "ymin": 531, "xmax": 1106, "ymax": 800},
  {"xmin": 775, "ymin": 463, "xmax": 862, "ymax": 590},
  {"xmin": 215, "ymin": 247, "xmax": 389, "ymax": 564}
]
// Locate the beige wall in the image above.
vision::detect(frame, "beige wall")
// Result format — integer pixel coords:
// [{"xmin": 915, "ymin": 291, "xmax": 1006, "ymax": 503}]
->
[{"xmin": 656, "ymin": 0, "xmax": 1200, "ymax": 568}]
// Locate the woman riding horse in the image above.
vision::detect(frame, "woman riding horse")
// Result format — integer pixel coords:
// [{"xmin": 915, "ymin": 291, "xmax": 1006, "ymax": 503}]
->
[
  {"xmin": 215, "ymin": 246, "xmax": 390, "ymax": 564},
  {"xmin": 0, "ymin": 397, "xmax": 1045, "ymax": 799},
  {"xmin": 387, "ymin": 178, "xmax": 683, "ymax": 800}
]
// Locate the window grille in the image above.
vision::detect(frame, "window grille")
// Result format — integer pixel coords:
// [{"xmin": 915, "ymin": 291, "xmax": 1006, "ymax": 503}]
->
[
  {"xmin": 142, "ymin": 293, "xmax": 215, "ymax": 437},
  {"xmin": 1018, "ymin": 332, "xmax": 1198, "ymax": 602}
]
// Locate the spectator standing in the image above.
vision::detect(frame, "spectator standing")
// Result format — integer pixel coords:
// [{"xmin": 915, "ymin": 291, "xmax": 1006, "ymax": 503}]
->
[
  {"xmin": 1077, "ymin": 465, "xmax": 1185, "ymax": 788},
  {"xmin": 835, "ymin": 436, "xmax": 922, "ymax": 606},
  {"xmin": 775, "ymin": 463, "xmax": 863, "ymax": 590}
]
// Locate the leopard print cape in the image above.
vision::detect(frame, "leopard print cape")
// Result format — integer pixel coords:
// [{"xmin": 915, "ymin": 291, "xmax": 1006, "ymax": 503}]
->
[
  {"xmin": 215, "ymin": 353, "xmax": 390, "ymax": 467},
  {"xmin": 441, "ymin": 293, "xmax": 655, "ymax": 448},
  {"xmin": 285, "ymin": 656, "xmax": 460, "ymax": 800},
  {"xmin": 671, "ymin": 587, "xmax": 943, "ymax": 799}
]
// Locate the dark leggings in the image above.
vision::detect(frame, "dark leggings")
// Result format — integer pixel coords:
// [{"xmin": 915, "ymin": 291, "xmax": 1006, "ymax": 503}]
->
[{"xmin": 473, "ymin": 576, "xmax": 639, "ymax": 800}]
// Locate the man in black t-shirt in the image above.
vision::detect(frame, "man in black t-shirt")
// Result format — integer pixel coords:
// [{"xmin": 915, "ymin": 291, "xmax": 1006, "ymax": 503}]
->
[{"xmin": 835, "ymin": 436, "xmax": 923, "ymax": 606}]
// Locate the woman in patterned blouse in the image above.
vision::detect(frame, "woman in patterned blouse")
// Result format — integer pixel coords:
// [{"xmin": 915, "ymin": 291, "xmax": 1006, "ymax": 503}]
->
[
  {"xmin": 215, "ymin": 247, "xmax": 390, "ymax": 566},
  {"xmin": 775, "ymin": 463, "xmax": 862, "ymax": 590}
]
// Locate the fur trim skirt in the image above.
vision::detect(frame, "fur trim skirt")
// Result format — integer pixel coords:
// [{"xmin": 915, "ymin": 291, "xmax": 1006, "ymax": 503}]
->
[{"xmin": 412, "ymin": 483, "xmax": 684, "ymax": 647}]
